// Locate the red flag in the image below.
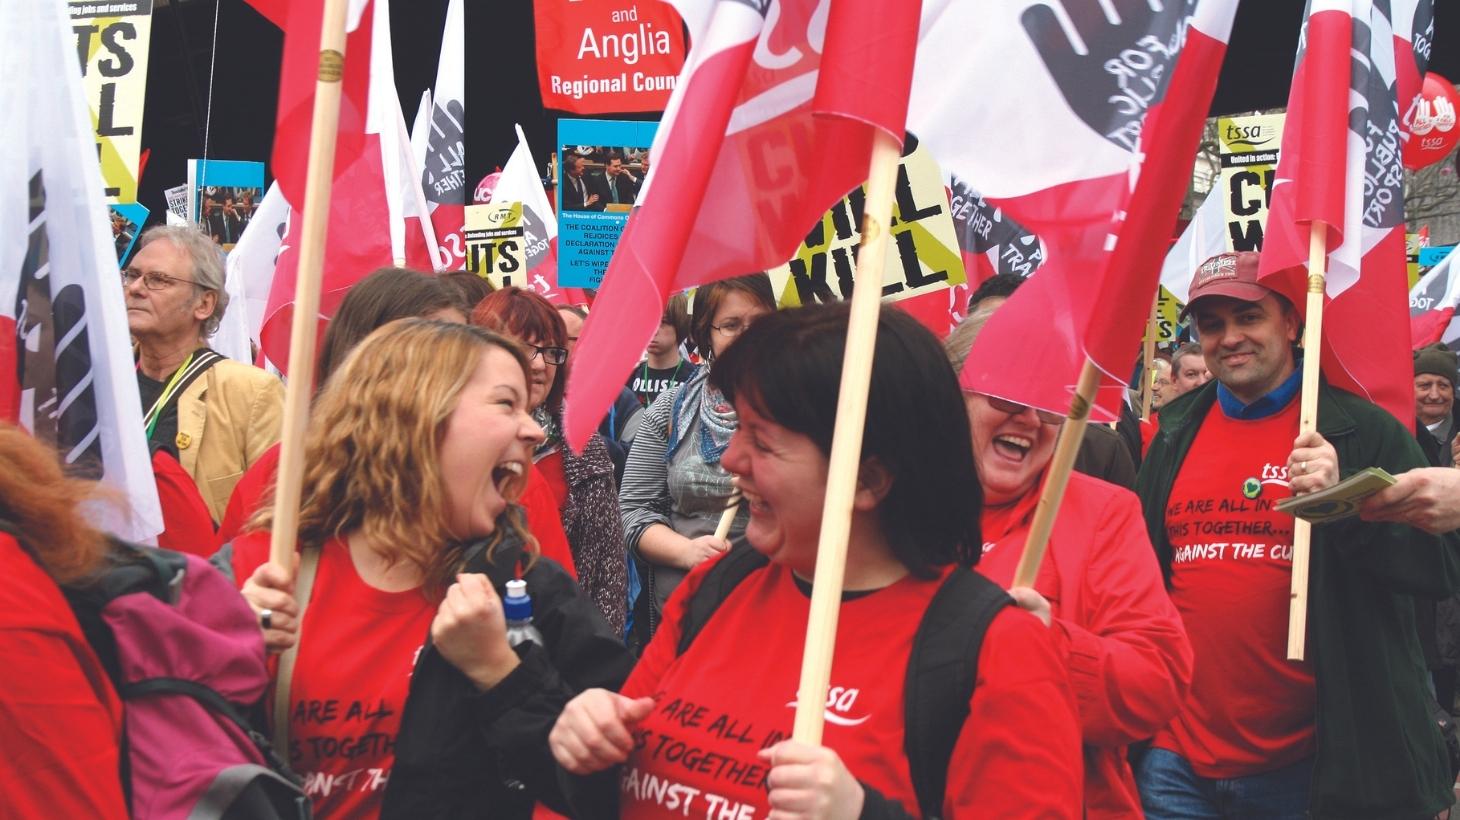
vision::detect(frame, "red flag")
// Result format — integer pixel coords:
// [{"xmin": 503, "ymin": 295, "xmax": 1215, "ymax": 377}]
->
[
  {"xmin": 245, "ymin": 0, "xmax": 373, "ymax": 214},
  {"xmin": 256, "ymin": 0, "xmax": 407, "ymax": 376},
  {"xmin": 908, "ymin": 0, "xmax": 1239, "ymax": 420},
  {"xmin": 1258, "ymin": 0, "xmax": 1430, "ymax": 426},
  {"xmin": 562, "ymin": 0, "xmax": 921, "ymax": 448}
]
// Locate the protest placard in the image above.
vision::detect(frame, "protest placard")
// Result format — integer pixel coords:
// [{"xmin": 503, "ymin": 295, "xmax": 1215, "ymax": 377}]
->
[
  {"xmin": 187, "ymin": 159, "xmax": 265, "ymax": 251},
  {"xmin": 1218, "ymin": 112, "xmax": 1284, "ymax": 253},
  {"xmin": 68, "ymin": 0, "xmax": 153, "ymax": 205},
  {"xmin": 464, "ymin": 202, "xmax": 527, "ymax": 287},
  {"xmin": 109, "ymin": 202, "xmax": 147, "ymax": 263},
  {"xmin": 557, "ymin": 118, "xmax": 657, "ymax": 288},
  {"xmin": 769, "ymin": 137, "xmax": 966, "ymax": 307}
]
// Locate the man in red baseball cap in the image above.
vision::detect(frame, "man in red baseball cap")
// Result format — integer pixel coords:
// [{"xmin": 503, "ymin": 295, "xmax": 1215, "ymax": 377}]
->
[{"xmin": 1133, "ymin": 251, "xmax": 1460, "ymax": 818}]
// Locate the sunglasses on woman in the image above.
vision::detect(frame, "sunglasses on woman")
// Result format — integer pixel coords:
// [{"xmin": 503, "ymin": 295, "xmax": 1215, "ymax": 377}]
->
[{"xmin": 982, "ymin": 394, "xmax": 1065, "ymax": 426}]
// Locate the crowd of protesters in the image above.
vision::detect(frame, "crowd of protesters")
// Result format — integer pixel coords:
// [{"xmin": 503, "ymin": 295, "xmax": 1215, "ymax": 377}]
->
[{"xmin": 7, "ymin": 228, "xmax": 1460, "ymax": 820}]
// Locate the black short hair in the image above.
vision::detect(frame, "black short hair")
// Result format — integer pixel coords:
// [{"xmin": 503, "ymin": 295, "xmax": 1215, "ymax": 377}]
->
[
  {"xmin": 710, "ymin": 303, "xmax": 981, "ymax": 576},
  {"xmin": 317, "ymin": 268, "xmax": 462, "ymax": 388},
  {"xmin": 966, "ymin": 273, "xmax": 1026, "ymax": 313}
]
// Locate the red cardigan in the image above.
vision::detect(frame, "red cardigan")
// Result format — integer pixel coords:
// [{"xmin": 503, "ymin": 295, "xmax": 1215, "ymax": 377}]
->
[{"xmin": 978, "ymin": 471, "xmax": 1193, "ymax": 819}]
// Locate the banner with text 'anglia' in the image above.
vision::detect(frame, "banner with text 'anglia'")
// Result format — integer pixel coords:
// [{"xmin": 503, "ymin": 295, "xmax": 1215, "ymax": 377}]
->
[{"xmin": 535, "ymin": 0, "xmax": 687, "ymax": 114}]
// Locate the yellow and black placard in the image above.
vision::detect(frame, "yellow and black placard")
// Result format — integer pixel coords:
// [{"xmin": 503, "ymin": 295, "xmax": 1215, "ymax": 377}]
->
[
  {"xmin": 69, "ymin": 0, "xmax": 153, "ymax": 204},
  {"xmin": 769, "ymin": 138, "xmax": 966, "ymax": 307}
]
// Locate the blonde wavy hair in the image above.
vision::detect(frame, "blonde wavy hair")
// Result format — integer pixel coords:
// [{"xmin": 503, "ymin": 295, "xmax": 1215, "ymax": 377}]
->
[{"xmin": 248, "ymin": 318, "xmax": 536, "ymax": 594}]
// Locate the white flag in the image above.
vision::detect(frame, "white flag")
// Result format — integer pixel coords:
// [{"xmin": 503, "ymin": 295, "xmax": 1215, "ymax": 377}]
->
[
  {"xmin": 490, "ymin": 124, "xmax": 558, "ymax": 275},
  {"xmin": 0, "ymin": 0, "xmax": 163, "ymax": 542},
  {"xmin": 1160, "ymin": 190, "xmax": 1227, "ymax": 306}
]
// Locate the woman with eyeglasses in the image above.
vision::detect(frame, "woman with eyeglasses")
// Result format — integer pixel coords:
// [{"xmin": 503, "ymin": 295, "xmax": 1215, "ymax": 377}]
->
[
  {"xmin": 619, "ymin": 274, "xmax": 776, "ymax": 647},
  {"xmin": 473, "ymin": 287, "xmax": 628, "ymax": 636},
  {"xmin": 945, "ymin": 308, "xmax": 1193, "ymax": 820}
]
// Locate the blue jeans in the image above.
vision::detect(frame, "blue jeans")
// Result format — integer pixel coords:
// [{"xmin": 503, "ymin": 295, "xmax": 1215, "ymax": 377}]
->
[{"xmin": 1135, "ymin": 748, "xmax": 1313, "ymax": 820}]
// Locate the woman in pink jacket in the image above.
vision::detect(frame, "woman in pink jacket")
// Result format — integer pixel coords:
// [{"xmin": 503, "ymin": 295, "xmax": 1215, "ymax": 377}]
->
[{"xmin": 947, "ymin": 311, "xmax": 1194, "ymax": 819}]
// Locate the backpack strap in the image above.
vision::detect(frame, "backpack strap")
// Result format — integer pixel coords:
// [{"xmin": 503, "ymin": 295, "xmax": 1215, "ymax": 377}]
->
[
  {"xmin": 904, "ymin": 567, "xmax": 1012, "ymax": 820},
  {"xmin": 271, "ymin": 544, "xmax": 320, "ymax": 755},
  {"xmin": 675, "ymin": 544, "xmax": 769, "ymax": 656}
]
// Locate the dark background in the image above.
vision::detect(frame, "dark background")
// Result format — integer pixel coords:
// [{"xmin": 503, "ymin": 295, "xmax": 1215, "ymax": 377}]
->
[{"xmin": 138, "ymin": 0, "xmax": 1458, "ymax": 227}]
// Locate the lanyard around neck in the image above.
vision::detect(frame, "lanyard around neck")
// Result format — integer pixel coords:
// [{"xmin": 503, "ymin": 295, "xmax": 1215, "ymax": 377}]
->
[{"xmin": 142, "ymin": 351, "xmax": 195, "ymax": 440}]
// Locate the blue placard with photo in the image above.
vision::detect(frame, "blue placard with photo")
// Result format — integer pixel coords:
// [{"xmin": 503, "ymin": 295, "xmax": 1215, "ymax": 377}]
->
[
  {"xmin": 110, "ymin": 202, "xmax": 149, "ymax": 264},
  {"xmin": 188, "ymin": 159, "xmax": 266, "ymax": 251},
  {"xmin": 556, "ymin": 118, "xmax": 658, "ymax": 288}
]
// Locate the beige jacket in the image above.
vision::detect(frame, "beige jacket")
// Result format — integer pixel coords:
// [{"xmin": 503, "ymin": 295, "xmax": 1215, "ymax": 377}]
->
[{"xmin": 174, "ymin": 359, "xmax": 285, "ymax": 521}]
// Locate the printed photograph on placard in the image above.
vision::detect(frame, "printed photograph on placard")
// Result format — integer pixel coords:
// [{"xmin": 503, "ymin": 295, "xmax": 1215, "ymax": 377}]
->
[
  {"xmin": 556, "ymin": 119, "xmax": 658, "ymax": 288},
  {"xmin": 109, "ymin": 202, "xmax": 148, "ymax": 264},
  {"xmin": 187, "ymin": 159, "xmax": 265, "ymax": 251},
  {"xmin": 558, "ymin": 145, "xmax": 648, "ymax": 212}
]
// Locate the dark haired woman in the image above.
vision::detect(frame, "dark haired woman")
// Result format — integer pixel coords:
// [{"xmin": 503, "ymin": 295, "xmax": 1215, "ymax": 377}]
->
[
  {"xmin": 618, "ymin": 274, "xmax": 776, "ymax": 643},
  {"xmin": 552, "ymin": 304, "xmax": 1082, "ymax": 817},
  {"xmin": 474, "ymin": 287, "xmax": 628, "ymax": 635}
]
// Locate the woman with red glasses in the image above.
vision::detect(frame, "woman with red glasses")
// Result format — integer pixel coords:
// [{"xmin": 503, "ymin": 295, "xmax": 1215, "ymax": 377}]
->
[{"xmin": 945, "ymin": 308, "xmax": 1193, "ymax": 820}]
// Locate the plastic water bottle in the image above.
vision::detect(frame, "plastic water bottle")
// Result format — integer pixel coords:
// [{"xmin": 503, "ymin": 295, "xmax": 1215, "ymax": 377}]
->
[{"xmin": 504, "ymin": 579, "xmax": 544, "ymax": 648}]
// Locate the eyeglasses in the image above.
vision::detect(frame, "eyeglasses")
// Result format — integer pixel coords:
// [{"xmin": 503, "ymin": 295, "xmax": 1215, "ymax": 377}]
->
[
  {"xmin": 983, "ymin": 395, "xmax": 1065, "ymax": 426},
  {"xmin": 122, "ymin": 268, "xmax": 200, "ymax": 292},
  {"xmin": 529, "ymin": 344, "xmax": 569, "ymax": 365},
  {"xmin": 710, "ymin": 318, "xmax": 754, "ymax": 337}
]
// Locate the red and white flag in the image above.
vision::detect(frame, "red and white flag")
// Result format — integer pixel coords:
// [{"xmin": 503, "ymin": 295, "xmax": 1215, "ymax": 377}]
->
[
  {"xmin": 1409, "ymin": 246, "xmax": 1458, "ymax": 348},
  {"xmin": 909, "ymin": 0, "xmax": 1240, "ymax": 420},
  {"xmin": 562, "ymin": 0, "xmax": 921, "ymax": 448},
  {"xmin": 413, "ymin": 0, "xmax": 467, "ymax": 270},
  {"xmin": 259, "ymin": 0, "xmax": 425, "ymax": 377},
  {"xmin": 0, "ymin": 0, "xmax": 162, "ymax": 542},
  {"xmin": 244, "ymin": 0, "xmax": 373, "ymax": 214},
  {"xmin": 1258, "ymin": 0, "xmax": 1433, "ymax": 426}
]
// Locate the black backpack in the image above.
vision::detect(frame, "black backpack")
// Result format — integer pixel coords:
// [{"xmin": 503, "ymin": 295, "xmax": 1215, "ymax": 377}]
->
[{"xmin": 677, "ymin": 546, "xmax": 1011, "ymax": 820}]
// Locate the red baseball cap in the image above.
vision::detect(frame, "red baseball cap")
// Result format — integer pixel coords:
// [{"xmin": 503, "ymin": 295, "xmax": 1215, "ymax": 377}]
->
[{"xmin": 1179, "ymin": 251, "xmax": 1275, "ymax": 319}]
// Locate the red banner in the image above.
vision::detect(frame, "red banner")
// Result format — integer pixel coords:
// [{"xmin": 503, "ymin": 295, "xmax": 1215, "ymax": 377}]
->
[{"xmin": 534, "ymin": 0, "xmax": 685, "ymax": 114}]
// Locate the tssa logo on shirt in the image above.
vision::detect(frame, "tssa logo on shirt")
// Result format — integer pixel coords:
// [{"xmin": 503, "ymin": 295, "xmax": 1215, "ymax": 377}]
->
[
  {"xmin": 785, "ymin": 686, "xmax": 869, "ymax": 727},
  {"xmin": 1259, "ymin": 463, "xmax": 1290, "ymax": 485}
]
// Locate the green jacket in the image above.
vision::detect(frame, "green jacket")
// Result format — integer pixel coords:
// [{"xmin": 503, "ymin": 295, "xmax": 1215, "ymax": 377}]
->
[{"xmin": 1136, "ymin": 378, "xmax": 1460, "ymax": 819}]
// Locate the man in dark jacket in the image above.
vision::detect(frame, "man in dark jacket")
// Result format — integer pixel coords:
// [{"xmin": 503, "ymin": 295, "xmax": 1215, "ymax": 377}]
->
[
  {"xmin": 1134, "ymin": 251, "xmax": 1460, "ymax": 819},
  {"xmin": 1415, "ymin": 342, "xmax": 1460, "ymax": 467}
]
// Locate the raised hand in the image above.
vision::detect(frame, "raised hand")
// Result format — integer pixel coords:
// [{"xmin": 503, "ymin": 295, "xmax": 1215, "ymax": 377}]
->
[{"xmin": 1020, "ymin": 0, "xmax": 1195, "ymax": 151}]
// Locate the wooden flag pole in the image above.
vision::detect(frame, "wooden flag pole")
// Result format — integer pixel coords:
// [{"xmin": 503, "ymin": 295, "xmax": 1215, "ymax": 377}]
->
[
  {"xmin": 267, "ymin": 0, "xmax": 352, "ymax": 572},
  {"xmin": 791, "ymin": 130, "xmax": 902, "ymax": 746},
  {"xmin": 1288, "ymin": 221, "xmax": 1328, "ymax": 661},
  {"xmin": 713, "ymin": 494, "xmax": 740, "ymax": 542},
  {"xmin": 1140, "ymin": 298, "xmax": 1158, "ymax": 421},
  {"xmin": 1011, "ymin": 359, "xmax": 1102, "ymax": 589}
]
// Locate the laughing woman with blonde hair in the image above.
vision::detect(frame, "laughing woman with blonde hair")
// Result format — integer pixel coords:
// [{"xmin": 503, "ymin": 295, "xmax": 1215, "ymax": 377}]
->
[{"xmin": 231, "ymin": 319, "xmax": 633, "ymax": 819}]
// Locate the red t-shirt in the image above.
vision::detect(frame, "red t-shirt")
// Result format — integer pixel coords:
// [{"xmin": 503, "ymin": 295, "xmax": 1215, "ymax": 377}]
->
[
  {"xmin": 0, "ymin": 534, "xmax": 127, "ymax": 819},
  {"xmin": 233, "ymin": 532, "xmax": 438, "ymax": 819},
  {"xmin": 1153, "ymin": 399, "xmax": 1314, "ymax": 777},
  {"xmin": 621, "ymin": 559, "xmax": 1083, "ymax": 818},
  {"xmin": 220, "ymin": 444, "xmax": 576, "ymax": 579}
]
